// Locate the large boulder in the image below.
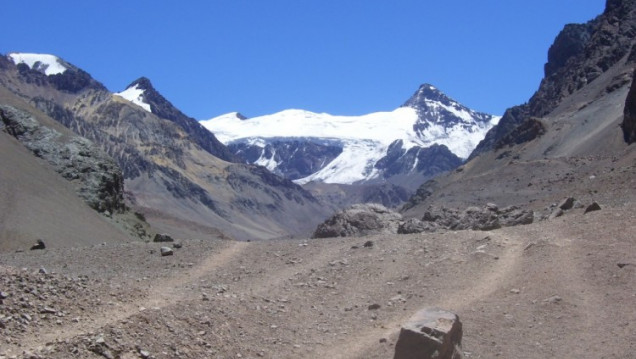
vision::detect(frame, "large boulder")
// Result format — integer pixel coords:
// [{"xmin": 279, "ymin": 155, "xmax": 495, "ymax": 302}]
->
[
  {"xmin": 312, "ymin": 203, "xmax": 402, "ymax": 238},
  {"xmin": 394, "ymin": 308, "xmax": 463, "ymax": 359}
]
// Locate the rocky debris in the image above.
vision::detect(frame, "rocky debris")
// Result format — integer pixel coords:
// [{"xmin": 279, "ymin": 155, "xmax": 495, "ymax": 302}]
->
[
  {"xmin": 153, "ymin": 233, "xmax": 174, "ymax": 243},
  {"xmin": 398, "ymin": 218, "xmax": 437, "ymax": 234},
  {"xmin": 317, "ymin": 202, "xmax": 536, "ymax": 237},
  {"xmin": 541, "ymin": 197, "xmax": 586, "ymax": 220},
  {"xmin": 0, "ymin": 105, "xmax": 125, "ymax": 214},
  {"xmin": 363, "ymin": 240, "xmax": 374, "ymax": 248},
  {"xmin": 622, "ymin": 68, "xmax": 636, "ymax": 144},
  {"xmin": 0, "ymin": 268, "xmax": 108, "ymax": 346},
  {"xmin": 394, "ymin": 308, "xmax": 463, "ymax": 359},
  {"xmin": 401, "ymin": 204, "xmax": 533, "ymax": 234},
  {"xmin": 584, "ymin": 202, "xmax": 602, "ymax": 214},
  {"xmin": 312, "ymin": 203, "xmax": 403, "ymax": 238},
  {"xmin": 29, "ymin": 239, "xmax": 46, "ymax": 250},
  {"xmin": 160, "ymin": 247, "xmax": 174, "ymax": 256}
]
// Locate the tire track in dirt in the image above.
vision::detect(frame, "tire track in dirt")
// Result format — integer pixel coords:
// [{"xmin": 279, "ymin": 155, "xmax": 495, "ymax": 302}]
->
[
  {"xmin": 315, "ymin": 231, "xmax": 524, "ymax": 359},
  {"xmin": 7, "ymin": 241, "xmax": 249, "ymax": 354}
]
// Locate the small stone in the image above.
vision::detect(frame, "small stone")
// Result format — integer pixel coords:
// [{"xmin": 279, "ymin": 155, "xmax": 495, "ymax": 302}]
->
[
  {"xmin": 153, "ymin": 233, "xmax": 174, "ymax": 242},
  {"xmin": 0, "ymin": 291, "xmax": 8, "ymax": 299},
  {"xmin": 544, "ymin": 295, "xmax": 562, "ymax": 304},
  {"xmin": 30, "ymin": 239, "xmax": 46, "ymax": 250},
  {"xmin": 379, "ymin": 338, "xmax": 388, "ymax": 343},
  {"xmin": 160, "ymin": 247, "xmax": 174, "ymax": 256},
  {"xmin": 510, "ymin": 288, "xmax": 521, "ymax": 294},
  {"xmin": 363, "ymin": 241, "xmax": 374, "ymax": 248},
  {"xmin": 584, "ymin": 202, "xmax": 601, "ymax": 214},
  {"xmin": 558, "ymin": 197, "xmax": 575, "ymax": 210},
  {"xmin": 617, "ymin": 262, "xmax": 632, "ymax": 269},
  {"xmin": 173, "ymin": 243, "xmax": 183, "ymax": 249},
  {"xmin": 368, "ymin": 303, "xmax": 381, "ymax": 310},
  {"xmin": 40, "ymin": 307, "xmax": 57, "ymax": 314},
  {"xmin": 39, "ymin": 267, "xmax": 48, "ymax": 274},
  {"xmin": 139, "ymin": 350, "xmax": 150, "ymax": 359}
]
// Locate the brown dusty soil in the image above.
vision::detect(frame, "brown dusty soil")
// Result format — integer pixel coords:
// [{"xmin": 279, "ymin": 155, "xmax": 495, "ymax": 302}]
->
[{"xmin": 1, "ymin": 201, "xmax": 635, "ymax": 359}]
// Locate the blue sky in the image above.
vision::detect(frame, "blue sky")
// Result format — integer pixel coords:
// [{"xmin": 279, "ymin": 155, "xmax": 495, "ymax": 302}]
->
[{"xmin": 3, "ymin": 1, "xmax": 604, "ymax": 119}]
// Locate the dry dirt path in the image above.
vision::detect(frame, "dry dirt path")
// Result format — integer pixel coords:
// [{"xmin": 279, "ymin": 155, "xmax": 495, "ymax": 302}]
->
[
  {"xmin": 315, "ymin": 231, "xmax": 524, "ymax": 359},
  {"xmin": 5, "ymin": 241, "xmax": 248, "ymax": 355}
]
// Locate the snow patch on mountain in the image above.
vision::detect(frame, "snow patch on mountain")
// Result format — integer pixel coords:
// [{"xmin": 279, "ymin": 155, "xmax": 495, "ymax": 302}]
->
[
  {"xmin": 115, "ymin": 84, "xmax": 152, "ymax": 113},
  {"xmin": 7, "ymin": 53, "xmax": 68, "ymax": 75}
]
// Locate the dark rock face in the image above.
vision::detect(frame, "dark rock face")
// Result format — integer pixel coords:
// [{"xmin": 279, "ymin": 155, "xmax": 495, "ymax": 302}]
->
[
  {"xmin": 0, "ymin": 105, "xmax": 125, "ymax": 214},
  {"xmin": 494, "ymin": 118, "xmax": 546, "ymax": 149},
  {"xmin": 11, "ymin": 55, "xmax": 105, "ymax": 93},
  {"xmin": 312, "ymin": 203, "xmax": 402, "ymax": 238},
  {"xmin": 622, "ymin": 68, "xmax": 636, "ymax": 144},
  {"xmin": 229, "ymin": 140, "xmax": 343, "ymax": 180},
  {"xmin": 127, "ymin": 77, "xmax": 239, "ymax": 163},
  {"xmin": 471, "ymin": 0, "xmax": 636, "ymax": 158},
  {"xmin": 545, "ymin": 23, "xmax": 595, "ymax": 77},
  {"xmin": 375, "ymin": 142, "xmax": 463, "ymax": 179},
  {"xmin": 394, "ymin": 308, "xmax": 463, "ymax": 359}
]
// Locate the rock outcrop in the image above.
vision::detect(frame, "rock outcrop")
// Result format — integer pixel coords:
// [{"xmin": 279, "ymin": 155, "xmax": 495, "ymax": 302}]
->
[
  {"xmin": 399, "ymin": 204, "xmax": 533, "ymax": 234},
  {"xmin": 312, "ymin": 203, "xmax": 402, "ymax": 238},
  {"xmin": 394, "ymin": 308, "xmax": 463, "ymax": 359},
  {"xmin": 471, "ymin": 0, "xmax": 636, "ymax": 158},
  {"xmin": 0, "ymin": 105, "xmax": 125, "ymax": 214},
  {"xmin": 622, "ymin": 68, "xmax": 636, "ymax": 144}
]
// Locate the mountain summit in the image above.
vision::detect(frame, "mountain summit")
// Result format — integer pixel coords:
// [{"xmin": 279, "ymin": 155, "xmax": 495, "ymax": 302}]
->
[
  {"xmin": 116, "ymin": 77, "xmax": 239, "ymax": 162},
  {"xmin": 201, "ymin": 84, "xmax": 499, "ymax": 190}
]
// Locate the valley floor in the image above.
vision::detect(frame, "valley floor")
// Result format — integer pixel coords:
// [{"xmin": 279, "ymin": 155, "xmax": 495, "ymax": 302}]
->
[{"xmin": 1, "ymin": 203, "xmax": 635, "ymax": 358}]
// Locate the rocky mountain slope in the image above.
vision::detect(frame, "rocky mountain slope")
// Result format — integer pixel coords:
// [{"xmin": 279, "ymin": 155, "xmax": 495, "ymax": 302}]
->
[
  {"xmin": 201, "ymin": 85, "xmax": 499, "ymax": 191},
  {"xmin": 0, "ymin": 54, "xmax": 332, "ymax": 240},
  {"xmin": 403, "ymin": 0, "xmax": 636, "ymax": 219},
  {"xmin": 0, "ymin": 86, "xmax": 142, "ymax": 251}
]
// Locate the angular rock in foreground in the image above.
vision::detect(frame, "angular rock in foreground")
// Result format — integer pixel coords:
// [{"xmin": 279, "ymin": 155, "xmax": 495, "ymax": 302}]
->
[{"xmin": 394, "ymin": 308, "xmax": 463, "ymax": 359}]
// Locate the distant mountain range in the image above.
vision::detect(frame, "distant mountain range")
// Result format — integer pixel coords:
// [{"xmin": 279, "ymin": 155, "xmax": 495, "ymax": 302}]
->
[{"xmin": 201, "ymin": 84, "xmax": 500, "ymax": 190}]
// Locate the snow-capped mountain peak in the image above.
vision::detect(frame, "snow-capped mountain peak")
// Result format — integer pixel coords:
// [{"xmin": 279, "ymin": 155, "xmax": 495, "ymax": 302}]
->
[
  {"xmin": 201, "ymin": 84, "xmax": 500, "ymax": 188},
  {"xmin": 7, "ymin": 53, "xmax": 68, "ymax": 76},
  {"xmin": 115, "ymin": 83, "xmax": 151, "ymax": 113}
]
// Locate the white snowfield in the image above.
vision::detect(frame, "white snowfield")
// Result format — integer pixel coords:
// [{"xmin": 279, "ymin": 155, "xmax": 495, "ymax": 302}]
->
[
  {"xmin": 7, "ymin": 53, "xmax": 68, "ymax": 76},
  {"xmin": 115, "ymin": 84, "xmax": 152, "ymax": 113},
  {"xmin": 201, "ymin": 104, "xmax": 500, "ymax": 185}
]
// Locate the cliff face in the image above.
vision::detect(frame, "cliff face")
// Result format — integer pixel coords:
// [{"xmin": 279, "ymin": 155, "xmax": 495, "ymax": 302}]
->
[{"xmin": 471, "ymin": 0, "xmax": 636, "ymax": 158}]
